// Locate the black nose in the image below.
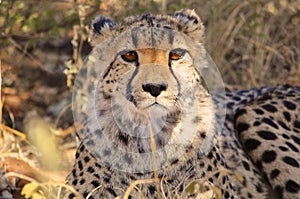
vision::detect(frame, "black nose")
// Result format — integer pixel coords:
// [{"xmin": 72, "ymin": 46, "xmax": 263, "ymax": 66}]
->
[{"xmin": 142, "ymin": 83, "xmax": 167, "ymax": 97}]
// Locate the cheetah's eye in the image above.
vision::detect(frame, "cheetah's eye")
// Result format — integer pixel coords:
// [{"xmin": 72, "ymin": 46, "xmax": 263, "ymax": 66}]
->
[
  {"xmin": 169, "ymin": 49, "xmax": 186, "ymax": 61},
  {"xmin": 121, "ymin": 51, "xmax": 138, "ymax": 62}
]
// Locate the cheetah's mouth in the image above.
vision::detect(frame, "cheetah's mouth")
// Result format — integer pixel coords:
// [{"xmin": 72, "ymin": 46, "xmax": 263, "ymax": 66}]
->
[
  {"xmin": 143, "ymin": 101, "xmax": 166, "ymax": 109},
  {"xmin": 127, "ymin": 93, "xmax": 178, "ymax": 110}
]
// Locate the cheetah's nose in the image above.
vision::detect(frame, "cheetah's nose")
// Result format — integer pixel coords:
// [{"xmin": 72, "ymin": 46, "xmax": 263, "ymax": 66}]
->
[{"xmin": 142, "ymin": 83, "xmax": 167, "ymax": 97}]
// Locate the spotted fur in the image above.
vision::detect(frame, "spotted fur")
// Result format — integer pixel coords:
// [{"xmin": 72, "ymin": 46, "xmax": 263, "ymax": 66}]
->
[{"xmin": 67, "ymin": 9, "xmax": 300, "ymax": 199}]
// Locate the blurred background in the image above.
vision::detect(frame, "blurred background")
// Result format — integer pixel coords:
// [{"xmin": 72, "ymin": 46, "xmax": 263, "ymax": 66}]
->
[{"xmin": 0, "ymin": 0, "xmax": 299, "ymax": 198}]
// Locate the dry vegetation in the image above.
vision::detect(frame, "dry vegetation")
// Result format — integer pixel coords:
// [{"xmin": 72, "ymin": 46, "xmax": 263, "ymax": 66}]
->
[{"xmin": 0, "ymin": 0, "xmax": 299, "ymax": 198}]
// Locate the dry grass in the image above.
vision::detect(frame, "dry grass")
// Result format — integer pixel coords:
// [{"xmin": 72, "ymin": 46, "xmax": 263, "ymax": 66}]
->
[{"xmin": 199, "ymin": 0, "xmax": 300, "ymax": 88}]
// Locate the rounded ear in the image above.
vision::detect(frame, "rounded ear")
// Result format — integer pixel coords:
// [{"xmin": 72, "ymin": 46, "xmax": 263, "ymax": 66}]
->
[
  {"xmin": 89, "ymin": 15, "xmax": 116, "ymax": 46},
  {"xmin": 174, "ymin": 9, "xmax": 205, "ymax": 43}
]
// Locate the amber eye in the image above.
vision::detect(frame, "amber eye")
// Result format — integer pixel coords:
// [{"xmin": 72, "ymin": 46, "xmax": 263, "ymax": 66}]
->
[
  {"xmin": 121, "ymin": 51, "xmax": 138, "ymax": 62},
  {"xmin": 169, "ymin": 49, "xmax": 185, "ymax": 61}
]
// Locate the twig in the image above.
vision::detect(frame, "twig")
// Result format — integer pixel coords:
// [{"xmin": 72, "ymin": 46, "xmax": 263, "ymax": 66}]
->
[
  {"xmin": 86, "ymin": 185, "xmax": 102, "ymax": 199},
  {"xmin": 1, "ymin": 124, "xmax": 27, "ymax": 140},
  {"xmin": 148, "ymin": 121, "xmax": 161, "ymax": 199},
  {"xmin": 6, "ymin": 36, "xmax": 54, "ymax": 74},
  {"xmin": 0, "ymin": 60, "xmax": 2, "ymax": 124},
  {"xmin": 54, "ymin": 103, "xmax": 72, "ymax": 129}
]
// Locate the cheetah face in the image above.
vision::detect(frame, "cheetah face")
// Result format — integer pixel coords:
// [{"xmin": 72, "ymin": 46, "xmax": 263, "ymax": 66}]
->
[
  {"xmin": 73, "ymin": 10, "xmax": 224, "ymax": 172},
  {"xmin": 103, "ymin": 47, "xmax": 199, "ymax": 123},
  {"xmin": 95, "ymin": 27, "xmax": 206, "ymax": 133}
]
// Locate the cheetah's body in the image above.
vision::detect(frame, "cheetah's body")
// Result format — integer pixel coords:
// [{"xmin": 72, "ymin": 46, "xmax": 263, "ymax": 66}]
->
[{"xmin": 67, "ymin": 10, "xmax": 300, "ymax": 199}]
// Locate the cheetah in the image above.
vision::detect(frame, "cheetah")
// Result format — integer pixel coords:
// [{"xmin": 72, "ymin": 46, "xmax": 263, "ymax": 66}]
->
[{"xmin": 67, "ymin": 9, "xmax": 300, "ymax": 199}]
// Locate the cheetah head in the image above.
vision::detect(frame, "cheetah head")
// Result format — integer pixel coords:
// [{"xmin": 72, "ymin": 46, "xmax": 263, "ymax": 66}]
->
[{"xmin": 73, "ymin": 10, "xmax": 222, "ymax": 172}]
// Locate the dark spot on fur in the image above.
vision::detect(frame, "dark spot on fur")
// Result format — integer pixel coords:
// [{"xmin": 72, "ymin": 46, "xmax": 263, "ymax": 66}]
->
[
  {"xmin": 285, "ymin": 180, "xmax": 299, "ymax": 193},
  {"xmin": 79, "ymin": 144, "xmax": 85, "ymax": 152},
  {"xmin": 283, "ymin": 100, "xmax": 296, "ymax": 110},
  {"xmin": 93, "ymin": 174, "xmax": 100, "ymax": 179},
  {"xmin": 106, "ymin": 187, "xmax": 117, "ymax": 197},
  {"xmin": 291, "ymin": 135, "xmax": 300, "ymax": 145},
  {"xmin": 214, "ymin": 172, "xmax": 220, "ymax": 178},
  {"xmin": 283, "ymin": 111, "xmax": 291, "ymax": 122},
  {"xmin": 118, "ymin": 133, "xmax": 129, "ymax": 145},
  {"xmin": 257, "ymin": 130, "xmax": 277, "ymax": 140},
  {"xmin": 78, "ymin": 160, "xmax": 83, "ymax": 171},
  {"xmin": 294, "ymin": 120, "xmax": 300, "ymax": 129},
  {"xmin": 261, "ymin": 150, "xmax": 277, "ymax": 163},
  {"xmin": 253, "ymin": 108, "xmax": 264, "ymax": 115},
  {"xmin": 68, "ymin": 193, "xmax": 75, "ymax": 199},
  {"xmin": 72, "ymin": 179, "xmax": 77, "ymax": 186},
  {"xmin": 233, "ymin": 96, "xmax": 241, "ymax": 101},
  {"xmin": 270, "ymin": 169, "xmax": 280, "ymax": 179},
  {"xmin": 255, "ymin": 184, "xmax": 264, "ymax": 193},
  {"xmin": 235, "ymin": 109, "xmax": 247, "ymax": 118},
  {"xmin": 253, "ymin": 121, "xmax": 261, "ymax": 126},
  {"xmin": 82, "ymin": 192, "xmax": 88, "ymax": 199},
  {"xmin": 261, "ymin": 104, "xmax": 277, "ymax": 113},
  {"xmin": 274, "ymin": 185, "xmax": 284, "ymax": 198},
  {"xmin": 247, "ymin": 192, "xmax": 253, "ymax": 198},
  {"xmin": 216, "ymin": 153, "xmax": 221, "ymax": 161},
  {"xmin": 79, "ymin": 179, "xmax": 85, "ymax": 185},
  {"xmin": 75, "ymin": 151, "xmax": 80, "ymax": 159},
  {"xmin": 240, "ymin": 99, "xmax": 247, "ymax": 104},
  {"xmin": 148, "ymin": 185, "xmax": 156, "ymax": 194},
  {"xmin": 222, "ymin": 176, "xmax": 227, "ymax": 185},
  {"xmin": 244, "ymin": 139, "xmax": 261, "ymax": 152},
  {"xmin": 224, "ymin": 191, "xmax": 230, "ymax": 198},
  {"xmin": 242, "ymin": 161, "xmax": 250, "ymax": 171},
  {"xmin": 226, "ymin": 102, "xmax": 235, "ymax": 109},
  {"xmin": 261, "ymin": 118, "xmax": 279, "ymax": 129},
  {"xmin": 103, "ymin": 173, "xmax": 111, "ymax": 183},
  {"xmin": 72, "ymin": 168, "xmax": 76, "ymax": 177},
  {"xmin": 170, "ymin": 158, "xmax": 179, "ymax": 165},
  {"xmin": 200, "ymin": 131, "xmax": 206, "ymax": 138},
  {"xmin": 286, "ymin": 141, "xmax": 299, "ymax": 152},
  {"xmin": 278, "ymin": 120, "xmax": 291, "ymax": 131},
  {"xmin": 207, "ymin": 165, "xmax": 212, "ymax": 171},
  {"xmin": 256, "ymin": 160, "xmax": 263, "ymax": 171},
  {"xmin": 236, "ymin": 122, "xmax": 250, "ymax": 134},
  {"xmin": 84, "ymin": 156, "xmax": 90, "ymax": 163},
  {"xmin": 282, "ymin": 134, "xmax": 290, "ymax": 139},
  {"xmin": 279, "ymin": 146, "xmax": 289, "ymax": 151},
  {"xmin": 282, "ymin": 156, "xmax": 299, "ymax": 168},
  {"xmin": 95, "ymin": 162, "xmax": 102, "ymax": 169},
  {"xmin": 91, "ymin": 180, "xmax": 100, "ymax": 188},
  {"xmin": 207, "ymin": 151, "xmax": 214, "ymax": 159},
  {"xmin": 87, "ymin": 166, "xmax": 95, "ymax": 173}
]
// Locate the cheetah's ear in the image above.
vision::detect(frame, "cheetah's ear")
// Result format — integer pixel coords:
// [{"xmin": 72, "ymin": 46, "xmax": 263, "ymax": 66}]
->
[
  {"xmin": 89, "ymin": 15, "xmax": 116, "ymax": 46},
  {"xmin": 174, "ymin": 9, "xmax": 205, "ymax": 43}
]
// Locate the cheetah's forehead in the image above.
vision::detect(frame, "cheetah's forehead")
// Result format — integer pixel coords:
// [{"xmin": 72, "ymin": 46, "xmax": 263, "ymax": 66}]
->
[
  {"xmin": 93, "ymin": 26, "xmax": 201, "ymax": 54},
  {"xmin": 89, "ymin": 10, "xmax": 206, "ymax": 56}
]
